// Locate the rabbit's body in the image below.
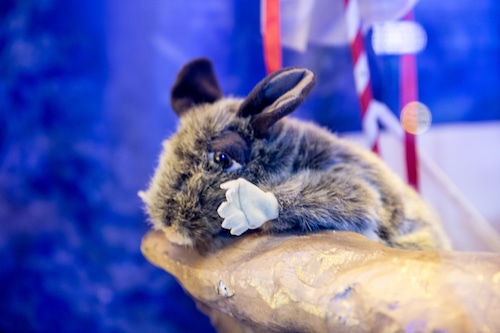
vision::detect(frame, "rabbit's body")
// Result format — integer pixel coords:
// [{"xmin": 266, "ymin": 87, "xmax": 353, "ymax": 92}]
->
[{"xmin": 140, "ymin": 59, "xmax": 450, "ymax": 251}]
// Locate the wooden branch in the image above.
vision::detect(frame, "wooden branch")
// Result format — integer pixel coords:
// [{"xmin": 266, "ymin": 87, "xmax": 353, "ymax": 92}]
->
[{"xmin": 141, "ymin": 230, "xmax": 500, "ymax": 333}]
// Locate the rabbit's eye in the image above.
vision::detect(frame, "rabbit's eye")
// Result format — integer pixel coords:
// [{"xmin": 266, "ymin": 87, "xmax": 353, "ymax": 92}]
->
[
  {"xmin": 209, "ymin": 152, "xmax": 242, "ymax": 172},
  {"xmin": 214, "ymin": 152, "xmax": 231, "ymax": 168}
]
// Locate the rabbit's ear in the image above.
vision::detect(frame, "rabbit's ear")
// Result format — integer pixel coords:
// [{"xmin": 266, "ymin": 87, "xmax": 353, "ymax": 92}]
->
[
  {"xmin": 171, "ymin": 58, "xmax": 223, "ymax": 117},
  {"xmin": 237, "ymin": 67, "xmax": 316, "ymax": 138}
]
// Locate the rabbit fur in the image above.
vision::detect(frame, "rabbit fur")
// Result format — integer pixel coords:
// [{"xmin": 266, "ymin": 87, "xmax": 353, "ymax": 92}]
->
[{"xmin": 139, "ymin": 58, "xmax": 450, "ymax": 252}]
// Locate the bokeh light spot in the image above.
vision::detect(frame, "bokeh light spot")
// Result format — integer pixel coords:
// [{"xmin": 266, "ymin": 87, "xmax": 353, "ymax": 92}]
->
[{"xmin": 400, "ymin": 101, "xmax": 432, "ymax": 135}]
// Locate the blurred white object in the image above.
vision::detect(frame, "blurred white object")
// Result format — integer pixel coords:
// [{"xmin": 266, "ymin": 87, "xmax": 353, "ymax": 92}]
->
[
  {"xmin": 372, "ymin": 20, "xmax": 427, "ymax": 54},
  {"xmin": 261, "ymin": 0, "xmax": 419, "ymax": 51},
  {"xmin": 363, "ymin": 99, "xmax": 404, "ymax": 147}
]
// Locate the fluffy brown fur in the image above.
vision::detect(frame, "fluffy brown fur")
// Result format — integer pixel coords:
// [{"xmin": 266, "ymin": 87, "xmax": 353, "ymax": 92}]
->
[{"xmin": 139, "ymin": 58, "xmax": 450, "ymax": 251}]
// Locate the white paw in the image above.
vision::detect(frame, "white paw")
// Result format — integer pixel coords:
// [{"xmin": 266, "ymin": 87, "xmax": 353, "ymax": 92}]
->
[{"xmin": 217, "ymin": 178, "xmax": 279, "ymax": 236}]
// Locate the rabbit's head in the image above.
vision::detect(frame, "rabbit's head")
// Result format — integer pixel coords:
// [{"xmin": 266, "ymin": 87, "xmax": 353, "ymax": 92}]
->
[{"xmin": 140, "ymin": 58, "xmax": 315, "ymax": 249}]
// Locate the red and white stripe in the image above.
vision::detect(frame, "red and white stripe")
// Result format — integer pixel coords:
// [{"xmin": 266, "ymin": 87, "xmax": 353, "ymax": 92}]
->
[{"xmin": 344, "ymin": 0, "xmax": 380, "ymax": 152}]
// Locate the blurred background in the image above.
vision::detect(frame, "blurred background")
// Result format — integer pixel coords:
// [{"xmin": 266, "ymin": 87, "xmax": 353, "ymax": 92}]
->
[{"xmin": 1, "ymin": 0, "xmax": 499, "ymax": 332}]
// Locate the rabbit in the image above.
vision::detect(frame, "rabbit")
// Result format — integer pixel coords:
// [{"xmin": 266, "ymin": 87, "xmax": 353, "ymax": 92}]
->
[{"xmin": 139, "ymin": 58, "xmax": 451, "ymax": 252}]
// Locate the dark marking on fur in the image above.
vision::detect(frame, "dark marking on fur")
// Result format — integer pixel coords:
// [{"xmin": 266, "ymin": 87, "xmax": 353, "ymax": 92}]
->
[
  {"xmin": 377, "ymin": 225, "xmax": 391, "ymax": 241},
  {"xmin": 211, "ymin": 131, "xmax": 250, "ymax": 165}
]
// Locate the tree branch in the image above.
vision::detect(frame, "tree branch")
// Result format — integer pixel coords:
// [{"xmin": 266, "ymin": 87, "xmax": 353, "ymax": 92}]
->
[{"xmin": 141, "ymin": 230, "xmax": 500, "ymax": 332}]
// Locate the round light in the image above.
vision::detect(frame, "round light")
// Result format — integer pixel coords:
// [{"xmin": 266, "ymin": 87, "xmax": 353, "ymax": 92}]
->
[{"xmin": 400, "ymin": 101, "xmax": 432, "ymax": 135}]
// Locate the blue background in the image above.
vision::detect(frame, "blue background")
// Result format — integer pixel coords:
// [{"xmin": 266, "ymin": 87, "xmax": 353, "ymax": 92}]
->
[{"xmin": 1, "ymin": 0, "xmax": 499, "ymax": 332}]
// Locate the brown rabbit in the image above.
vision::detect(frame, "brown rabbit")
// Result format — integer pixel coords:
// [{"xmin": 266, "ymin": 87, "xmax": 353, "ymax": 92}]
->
[{"xmin": 139, "ymin": 58, "xmax": 450, "ymax": 252}]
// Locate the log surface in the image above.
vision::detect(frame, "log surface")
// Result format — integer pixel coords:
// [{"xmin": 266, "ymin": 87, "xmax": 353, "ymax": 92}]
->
[{"xmin": 141, "ymin": 230, "xmax": 500, "ymax": 333}]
